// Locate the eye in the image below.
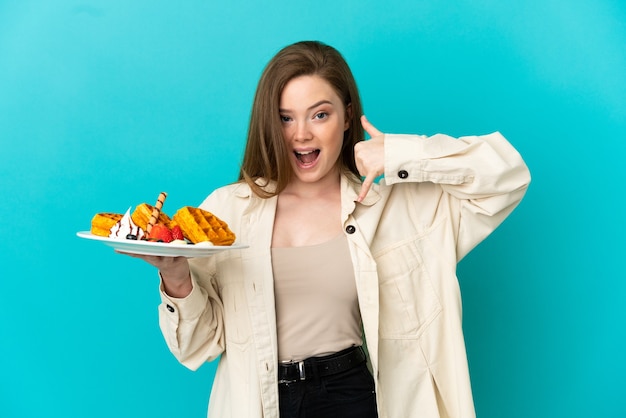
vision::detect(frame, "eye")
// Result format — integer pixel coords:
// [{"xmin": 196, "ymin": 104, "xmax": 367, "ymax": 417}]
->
[
  {"xmin": 314, "ymin": 112, "xmax": 328, "ymax": 120},
  {"xmin": 280, "ymin": 115, "xmax": 292, "ymax": 123}
]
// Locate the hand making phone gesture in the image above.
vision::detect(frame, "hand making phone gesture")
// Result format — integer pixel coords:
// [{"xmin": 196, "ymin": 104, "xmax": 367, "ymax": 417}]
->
[{"xmin": 355, "ymin": 115, "xmax": 386, "ymax": 202}]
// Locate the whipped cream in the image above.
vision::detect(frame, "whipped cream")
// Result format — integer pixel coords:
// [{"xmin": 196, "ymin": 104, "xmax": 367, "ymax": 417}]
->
[
  {"xmin": 194, "ymin": 241, "xmax": 215, "ymax": 247},
  {"xmin": 109, "ymin": 207, "xmax": 145, "ymax": 240}
]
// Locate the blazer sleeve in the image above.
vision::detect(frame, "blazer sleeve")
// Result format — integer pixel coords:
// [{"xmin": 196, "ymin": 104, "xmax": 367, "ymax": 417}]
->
[
  {"xmin": 158, "ymin": 255, "xmax": 225, "ymax": 370},
  {"xmin": 383, "ymin": 131, "xmax": 531, "ymax": 260}
]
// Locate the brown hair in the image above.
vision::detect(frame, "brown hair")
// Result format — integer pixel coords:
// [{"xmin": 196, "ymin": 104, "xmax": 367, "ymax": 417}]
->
[{"xmin": 238, "ymin": 40, "xmax": 363, "ymax": 198}]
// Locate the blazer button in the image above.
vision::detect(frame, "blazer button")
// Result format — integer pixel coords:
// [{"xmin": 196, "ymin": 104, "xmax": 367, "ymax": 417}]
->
[
  {"xmin": 345, "ymin": 225, "xmax": 356, "ymax": 234},
  {"xmin": 166, "ymin": 304, "xmax": 175, "ymax": 313},
  {"xmin": 398, "ymin": 170, "xmax": 409, "ymax": 179}
]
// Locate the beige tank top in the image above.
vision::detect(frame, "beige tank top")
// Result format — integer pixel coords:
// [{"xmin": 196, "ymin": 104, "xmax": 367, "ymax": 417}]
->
[{"xmin": 271, "ymin": 234, "xmax": 362, "ymax": 362}]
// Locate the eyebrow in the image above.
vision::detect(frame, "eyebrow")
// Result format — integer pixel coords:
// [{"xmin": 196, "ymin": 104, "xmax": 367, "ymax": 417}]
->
[{"xmin": 279, "ymin": 99, "xmax": 334, "ymax": 113}]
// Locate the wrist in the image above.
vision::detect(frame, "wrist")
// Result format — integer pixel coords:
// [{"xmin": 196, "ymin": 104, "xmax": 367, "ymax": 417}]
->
[{"xmin": 160, "ymin": 268, "xmax": 192, "ymax": 298}]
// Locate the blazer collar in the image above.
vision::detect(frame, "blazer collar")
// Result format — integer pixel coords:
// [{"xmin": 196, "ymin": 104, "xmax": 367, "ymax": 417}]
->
[
  {"xmin": 231, "ymin": 178, "xmax": 277, "ymax": 198},
  {"xmin": 231, "ymin": 173, "xmax": 379, "ymax": 207}
]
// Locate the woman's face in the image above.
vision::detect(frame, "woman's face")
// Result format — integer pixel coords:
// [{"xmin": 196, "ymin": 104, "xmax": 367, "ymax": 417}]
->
[{"xmin": 279, "ymin": 75, "xmax": 349, "ymax": 186}]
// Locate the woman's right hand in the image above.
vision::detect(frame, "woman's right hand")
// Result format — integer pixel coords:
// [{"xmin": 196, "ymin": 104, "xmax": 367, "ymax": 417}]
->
[
  {"xmin": 355, "ymin": 115, "xmax": 386, "ymax": 202},
  {"xmin": 119, "ymin": 252, "xmax": 193, "ymax": 298}
]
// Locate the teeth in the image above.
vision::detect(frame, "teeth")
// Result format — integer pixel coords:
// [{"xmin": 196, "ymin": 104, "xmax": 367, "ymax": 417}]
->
[{"xmin": 295, "ymin": 150, "xmax": 316, "ymax": 155}]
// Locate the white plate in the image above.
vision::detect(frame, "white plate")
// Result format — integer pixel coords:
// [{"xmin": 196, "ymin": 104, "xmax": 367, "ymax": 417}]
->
[{"xmin": 77, "ymin": 231, "xmax": 248, "ymax": 257}]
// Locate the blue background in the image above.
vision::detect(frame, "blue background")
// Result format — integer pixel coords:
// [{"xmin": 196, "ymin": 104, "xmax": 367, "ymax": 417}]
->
[{"xmin": 1, "ymin": 1, "xmax": 625, "ymax": 417}]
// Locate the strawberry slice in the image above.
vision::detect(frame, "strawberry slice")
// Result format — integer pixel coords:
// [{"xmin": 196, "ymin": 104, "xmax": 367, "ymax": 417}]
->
[
  {"xmin": 171, "ymin": 225, "xmax": 184, "ymax": 241},
  {"xmin": 148, "ymin": 224, "xmax": 173, "ymax": 243}
]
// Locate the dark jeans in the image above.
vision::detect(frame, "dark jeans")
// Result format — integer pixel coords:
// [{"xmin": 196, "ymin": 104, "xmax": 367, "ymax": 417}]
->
[{"xmin": 278, "ymin": 361, "xmax": 378, "ymax": 418}]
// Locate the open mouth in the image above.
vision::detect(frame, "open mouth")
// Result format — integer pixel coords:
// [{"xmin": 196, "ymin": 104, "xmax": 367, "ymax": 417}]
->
[{"xmin": 294, "ymin": 149, "xmax": 320, "ymax": 165}]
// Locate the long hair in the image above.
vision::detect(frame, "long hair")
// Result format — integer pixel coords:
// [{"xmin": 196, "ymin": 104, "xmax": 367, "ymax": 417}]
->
[{"xmin": 239, "ymin": 41, "xmax": 363, "ymax": 198}]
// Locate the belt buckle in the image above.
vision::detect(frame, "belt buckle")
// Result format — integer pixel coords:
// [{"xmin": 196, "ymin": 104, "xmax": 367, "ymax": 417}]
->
[{"xmin": 278, "ymin": 360, "xmax": 306, "ymax": 384}]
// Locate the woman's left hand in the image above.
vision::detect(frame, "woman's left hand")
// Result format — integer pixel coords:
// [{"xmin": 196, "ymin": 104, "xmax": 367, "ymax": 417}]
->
[{"xmin": 354, "ymin": 115, "xmax": 385, "ymax": 202}]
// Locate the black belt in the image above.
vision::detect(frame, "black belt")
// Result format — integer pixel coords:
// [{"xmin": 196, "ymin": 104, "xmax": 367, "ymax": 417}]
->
[{"xmin": 278, "ymin": 346, "xmax": 366, "ymax": 384}]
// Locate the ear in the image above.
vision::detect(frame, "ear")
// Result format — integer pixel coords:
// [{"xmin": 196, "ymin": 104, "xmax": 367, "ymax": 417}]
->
[{"xmin": 344, "ymin": 103, "xmax": 352, "ymax": 131}]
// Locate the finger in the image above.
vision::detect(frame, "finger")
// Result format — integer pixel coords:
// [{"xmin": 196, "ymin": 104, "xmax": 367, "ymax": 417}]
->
[
  {"xmin": 361, "ymin": 115, "xmax": 383, "ymax": 139},
  {"xmin": 116, "ymin": 250, "xmax": 155, "ymax": 259},
  {"xmin": 116, "ymin": 249, "xmax": 138, "ymax": 257},
  {"xmin": 357, "ymin": 174, "xmax": 376, "ymax": 203},
  {"xmin": 115, "ymin": 250, "xmax": 167, "ymax": 267}
]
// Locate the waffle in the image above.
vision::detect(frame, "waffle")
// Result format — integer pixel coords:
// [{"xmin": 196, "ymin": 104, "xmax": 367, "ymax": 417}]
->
[
  {"xmin": 91, "ymin": 213, "xmax": 123, "ymax": 237},
  {"xmin": 131, "ymin": 203, "xmax": 171, "ymax": 230},
  {"xmin": 172, "ymin": 206, "xmax": 236, "ymax": 245}
]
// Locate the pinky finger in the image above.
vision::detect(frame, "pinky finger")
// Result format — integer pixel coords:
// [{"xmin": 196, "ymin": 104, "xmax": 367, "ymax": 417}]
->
[{"xmin": 357, "ymin": 176, "xmax": 375, "ymax": 202}]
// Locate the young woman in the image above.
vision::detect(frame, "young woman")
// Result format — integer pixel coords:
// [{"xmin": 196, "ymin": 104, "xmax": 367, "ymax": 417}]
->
[{"xmin": 129, "ymin": 41, "xmax": 531, "ymax": 418}]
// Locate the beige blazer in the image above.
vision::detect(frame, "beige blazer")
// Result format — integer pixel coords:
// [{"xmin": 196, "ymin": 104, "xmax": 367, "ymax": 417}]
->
[{"xmin": 158, "ymin": 132, "xmax": 531, "ymax": 418}]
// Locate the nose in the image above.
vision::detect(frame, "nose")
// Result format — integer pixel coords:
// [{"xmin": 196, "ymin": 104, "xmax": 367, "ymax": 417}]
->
[{"xmin": 293, "ymin": 120, "xmax": 312, "ymax": 142}]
